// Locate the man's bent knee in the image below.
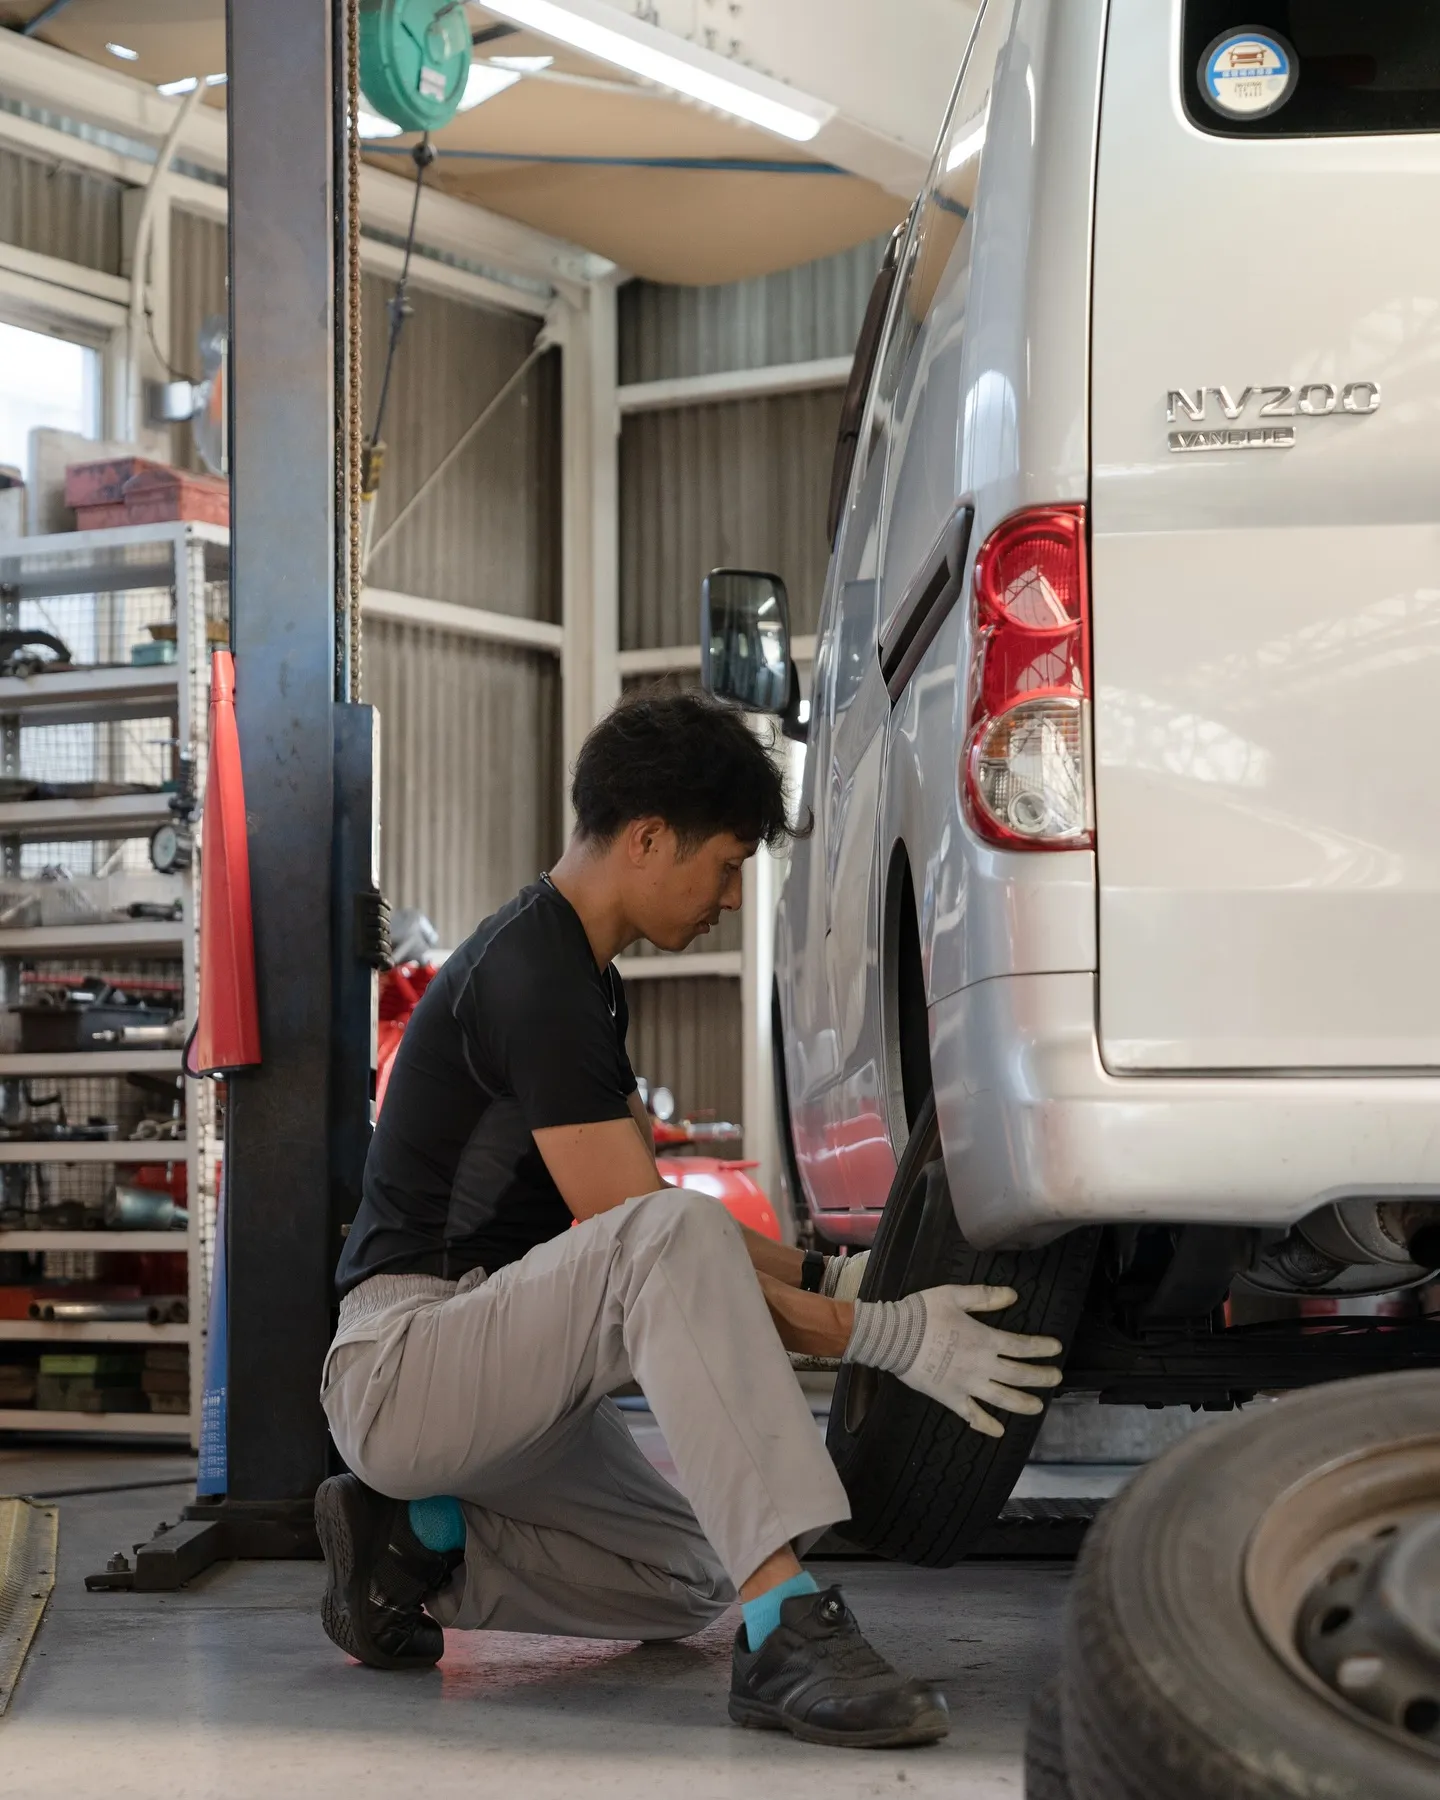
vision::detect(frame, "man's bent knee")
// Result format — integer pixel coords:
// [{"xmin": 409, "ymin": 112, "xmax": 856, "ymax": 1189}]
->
[{"xmin": 627, "ymin": 1185, "xmax": 745, "ymax": 1263}]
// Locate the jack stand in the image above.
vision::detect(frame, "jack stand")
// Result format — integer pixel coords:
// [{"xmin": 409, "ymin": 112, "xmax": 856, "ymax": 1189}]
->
[{"xmin": 85, "ymin": 1497, "xmax": 319, "ymax": 1592}]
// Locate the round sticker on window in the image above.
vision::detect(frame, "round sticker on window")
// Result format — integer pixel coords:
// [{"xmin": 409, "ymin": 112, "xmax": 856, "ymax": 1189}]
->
[{"xmin": 1200, "ymin": 28, "xmax": 1297, "ymax": 120}]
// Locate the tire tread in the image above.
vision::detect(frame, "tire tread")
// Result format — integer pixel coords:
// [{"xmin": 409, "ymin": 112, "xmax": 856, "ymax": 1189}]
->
[{"xmin": 827, "ymin": 1094, "xmax": 1098, "ymax": 1565}]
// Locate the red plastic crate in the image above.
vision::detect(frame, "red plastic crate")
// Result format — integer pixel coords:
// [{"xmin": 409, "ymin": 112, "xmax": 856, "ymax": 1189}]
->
[
  {"xmin": 121, "ymin": 467, "xmax": 229, "ymax": 527},
  {"xmin": 64, "ymin": 456, "xmax": 170, "ymax": 508},
  {"xmin": 66, "ymin": 458, "xmax": 230, "ymax": 529}
]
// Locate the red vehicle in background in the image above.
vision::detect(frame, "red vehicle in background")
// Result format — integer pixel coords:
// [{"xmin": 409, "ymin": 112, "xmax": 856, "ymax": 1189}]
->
[{"xmin": 646, "ymin": 1083, "xmax": 782, "ymax": 1242}]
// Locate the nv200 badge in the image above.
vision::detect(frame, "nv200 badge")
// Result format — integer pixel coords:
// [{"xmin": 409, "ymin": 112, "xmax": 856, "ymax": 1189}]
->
[{"xmin": 1164, "ymin": 383, "xmax": 1380, "ymax": 453}]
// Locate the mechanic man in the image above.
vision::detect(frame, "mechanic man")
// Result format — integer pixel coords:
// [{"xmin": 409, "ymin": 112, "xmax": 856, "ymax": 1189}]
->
[{"xmin": 316, "ymin": 689, "xmax": 1062, "ymax": 1749}]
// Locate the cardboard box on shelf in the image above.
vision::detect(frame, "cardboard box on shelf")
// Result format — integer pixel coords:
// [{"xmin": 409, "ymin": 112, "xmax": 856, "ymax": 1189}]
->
[{"xmin": 0, "ymin": 1363, "xmax": 36, "ymax": 1406}]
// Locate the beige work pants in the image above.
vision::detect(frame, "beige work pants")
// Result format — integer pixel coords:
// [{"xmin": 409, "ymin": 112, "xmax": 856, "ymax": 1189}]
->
[{"xmin": 320, "ymin": 1187, "xmax": 850, "ymax": 1640}]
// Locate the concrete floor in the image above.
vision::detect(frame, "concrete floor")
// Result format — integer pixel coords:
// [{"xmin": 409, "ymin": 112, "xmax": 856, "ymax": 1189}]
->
[{"xmin": 0, "ymin": 1423, "xmax": 1105, "ymax": 1800}]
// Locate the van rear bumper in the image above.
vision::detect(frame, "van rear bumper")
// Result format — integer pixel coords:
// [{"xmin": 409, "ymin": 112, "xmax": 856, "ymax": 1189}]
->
[{"xmin": 931, "ymin": 972, "xmax": 1440, "ymax": 1248}]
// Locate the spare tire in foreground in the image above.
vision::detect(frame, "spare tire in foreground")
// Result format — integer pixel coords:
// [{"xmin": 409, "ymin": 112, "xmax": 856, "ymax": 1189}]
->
[{"xmin": 1058, "ymin": 1369, "xmax": 1440, "ymax": 1800}]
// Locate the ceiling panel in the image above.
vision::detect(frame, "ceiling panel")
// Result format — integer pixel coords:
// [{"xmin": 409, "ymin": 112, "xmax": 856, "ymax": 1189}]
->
[{"xmin": 1, "ymin": 0, "xmax": 907, "ymax": 281}]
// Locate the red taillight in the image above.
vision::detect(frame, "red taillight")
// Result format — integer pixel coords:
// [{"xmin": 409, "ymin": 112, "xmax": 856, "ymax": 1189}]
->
[{"xmin": 963, "ymin": 505, "xmax": 1092, "ymax": 850}]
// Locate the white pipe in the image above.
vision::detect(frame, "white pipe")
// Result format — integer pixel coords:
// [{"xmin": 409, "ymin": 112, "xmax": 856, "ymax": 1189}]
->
[{"xmin": 126, "ymin": 79, "xmax": 206, "ymax": 442}]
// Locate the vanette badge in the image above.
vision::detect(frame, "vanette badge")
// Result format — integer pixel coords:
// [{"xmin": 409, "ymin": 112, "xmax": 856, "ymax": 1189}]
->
[
  {"xmin": 1171, "ymin": 427, "xmax": 1294, "ymax": 454},
  {"xmin": 1164, "ymin": 383, "xmax": 1380, "ymax": 453}
]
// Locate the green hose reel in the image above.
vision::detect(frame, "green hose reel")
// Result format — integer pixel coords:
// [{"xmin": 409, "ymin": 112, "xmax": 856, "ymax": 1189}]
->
[{"xmin": 359, "ymin": 0, "xmax": 472, "ymax": 134}]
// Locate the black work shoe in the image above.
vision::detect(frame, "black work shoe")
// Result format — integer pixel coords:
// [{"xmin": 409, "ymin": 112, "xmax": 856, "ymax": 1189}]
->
[
  {"xmin": 729, "ymin": 1585, "xmax": 949, "ymax": 1748},
  {"xmin": 315, "ymin": 1474, "xmax": 461, "ymax": 1670}
]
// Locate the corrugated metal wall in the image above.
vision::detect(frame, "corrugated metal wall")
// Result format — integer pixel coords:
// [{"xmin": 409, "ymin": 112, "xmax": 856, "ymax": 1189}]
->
[
  {"xmin": 361, "ymin": 276, "xmax": 559, "ymax": 621},
  {"xmin": 620, "ymin": 388, "xmax": 842, "ymax": 649},
  {"xmin": 165, "ymin": 206, "xmax": 563, "ymax": 945},
  {"xmin": 364, "ymin": 617, "xmax": 561, "ymax": 949},
  {"xmin": 0, "ymin": 144, "xmax": 123, "ymax": 275},
  {"xmin": 168, "ymin": 214, "xmax": 561, "ymax": 626},
  {"xmin": 619, "ymin": 236, "xmax": 886, "ymax": 382},
  {"xmin": 168, "ymin": 206, "xmax": 227, "ymax": 471},
  {"xmin": 626, "ymin": 977, "xmax": 743, "ymax": 1128},
  {"xmin": 360, "ymin": 272, "xmax": 561, "ymax": 941},
  {"xmin": 617, "ymin": 237, "xmax": 884, "ymax": 651}
]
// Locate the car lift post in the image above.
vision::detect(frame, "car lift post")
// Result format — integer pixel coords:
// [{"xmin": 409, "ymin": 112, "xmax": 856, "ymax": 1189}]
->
[{"xmin": 88, "ymin": 0, "xmax": 374, "ymax": 1591}]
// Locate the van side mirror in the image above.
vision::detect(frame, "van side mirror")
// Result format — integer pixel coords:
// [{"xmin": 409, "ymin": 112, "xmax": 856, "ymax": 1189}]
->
[{"xmin": 700, "ymin": 568, "xmax": 804, "ymax": 739}]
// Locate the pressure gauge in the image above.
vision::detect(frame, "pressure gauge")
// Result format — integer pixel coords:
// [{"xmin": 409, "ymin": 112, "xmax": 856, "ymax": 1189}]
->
[{"xmin": 149, "ymin": 821, "xmax": 193, "ymax": 875}]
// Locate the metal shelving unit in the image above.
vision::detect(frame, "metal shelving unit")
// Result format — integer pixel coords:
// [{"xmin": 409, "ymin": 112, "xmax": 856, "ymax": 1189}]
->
[
  {"xmin": 0, "ymin": 1408, "xmax": 186, "ymax": 1436},
  {"xmin": 0, "ymin": 1230, "xmax": 188, "ymax": 1252},
  {"xmin": 0, "ymin": 922, "xmax": 186, "ymax": 957},
  {"xmin": 0, "ymin": 663, "xmax": 183, "ymax": 725},
  {"xmin": 0, "ymin": 521, "xmax": 226, "ymax": 1447},
  {"xmin": 0, "ymin": 1051, "xmax": 181, "ymax": 1076},
  {"xmin": 0, "ymin": 1404, "xmax": 185, "ymax": 1432},
  {"xmin": 0, "ymin": 1320, "xmax": 190, "ymax": 1343},
  {"xmin": 0, "ymin": 1140, "xmax": 192, "ymax": 1164},
  {"xmin": 0, "ymin": 792, "xmax": 175, "ymax": 840}
]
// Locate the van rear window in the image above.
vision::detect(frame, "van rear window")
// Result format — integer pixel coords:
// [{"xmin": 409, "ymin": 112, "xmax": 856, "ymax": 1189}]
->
[{"xmin": 1183, "ymin": 3, "xmax": 1440, "ymax": 136}]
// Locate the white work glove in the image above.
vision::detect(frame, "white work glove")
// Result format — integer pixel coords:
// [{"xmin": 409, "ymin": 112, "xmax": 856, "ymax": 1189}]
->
[
  {"xmin": 821, "ymin": 1250, "xmax": 868, "ymax": 1303},
  {"xmin": 843, "ymin": 1283, "xmax": 1062, "ymax": 1437}
]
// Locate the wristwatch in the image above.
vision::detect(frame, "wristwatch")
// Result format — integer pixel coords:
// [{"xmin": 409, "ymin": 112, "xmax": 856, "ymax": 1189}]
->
[{"xmin": 800, "ymin": 1249, "xmax": 827, "ymax": 1293}]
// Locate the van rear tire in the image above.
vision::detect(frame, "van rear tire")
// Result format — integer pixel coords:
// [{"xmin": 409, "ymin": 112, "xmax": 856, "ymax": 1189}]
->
[{"xmin": 826, "ymin": 1093, "xmax": 1097, "ymax": 1566}]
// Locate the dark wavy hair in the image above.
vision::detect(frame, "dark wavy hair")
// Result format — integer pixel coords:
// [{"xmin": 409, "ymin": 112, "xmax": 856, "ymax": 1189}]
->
[{"xmin": 571, "ymin": 688, "xmax": 795, "ymax": 852}]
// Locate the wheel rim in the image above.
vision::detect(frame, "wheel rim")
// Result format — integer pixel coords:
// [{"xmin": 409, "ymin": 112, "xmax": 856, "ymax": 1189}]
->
[{"xmin": 1243, "ymin": 1432, "xmax": 1440, "ymax": 1758}]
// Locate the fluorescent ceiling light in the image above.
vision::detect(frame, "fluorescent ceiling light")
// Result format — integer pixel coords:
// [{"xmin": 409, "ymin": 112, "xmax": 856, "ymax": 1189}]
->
[
  {"xmin": 157, "ymin": 74, "xmax": 228, "ymax": 97},
  {"xmin": 106, "ymin": 42, "xmax": 140, "ymax": 61},
  {"xmin": 458, "ymin": 63, "xmax": 522, "ymax": 109},
  {"xmin": 476, "ymin": 0, "xmax": 833, "ymax": 143},
  {"xmin": 357, "ymin": 106, "xmax": 404, "ymax": 139},
  {"xmin": 488, "ymin": 54, "xmax": 554, "ymax": 72}
]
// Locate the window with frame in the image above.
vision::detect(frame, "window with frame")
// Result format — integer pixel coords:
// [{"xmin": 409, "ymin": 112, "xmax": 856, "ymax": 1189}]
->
[
  {"xmin": 1183, "ymin": 2, "xmax": 1440, "ymax": 137},
  {"xmin": 0, "ymin": 318, "xmax": 101, "ymax": 478}
]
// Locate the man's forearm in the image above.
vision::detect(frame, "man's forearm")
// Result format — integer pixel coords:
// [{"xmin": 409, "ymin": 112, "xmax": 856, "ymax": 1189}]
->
[
  {"xmin": 739, "ymin": 1223, "xmax": 806, "ymax": 1285},
  {"xmin": 756, "ymin": 1271, "xmax": 853, "ymax": 1357}
]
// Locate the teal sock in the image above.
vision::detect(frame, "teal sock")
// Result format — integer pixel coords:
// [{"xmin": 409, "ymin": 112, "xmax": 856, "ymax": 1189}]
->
[
  {"xmin": 407, "ymin": 1495, "xmax": 464, "ymax": 1554},
  {"xmin": 742, "ymin": 1570, "xmax": 819, "ymax": 1651}
]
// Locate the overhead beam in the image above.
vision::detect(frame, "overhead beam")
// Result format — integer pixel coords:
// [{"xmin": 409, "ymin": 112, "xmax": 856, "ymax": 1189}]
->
[
  {"xmin": 0, "ymin": 245, "xmax": 127, "ymax": 332},
  {"xmin": 0, "ymin": 100, "xmax": 551, "ymax": 317},
  {"xmin": 0, "ymin": 27, "xmax": 590, "ymax": 295},
  {"xmin": 617, "ymin": 356, "xmax": 851, "ymax": 414},
  {"xmin": 362, "ymin": 587, "xmax": 563, "ymax": 652}
]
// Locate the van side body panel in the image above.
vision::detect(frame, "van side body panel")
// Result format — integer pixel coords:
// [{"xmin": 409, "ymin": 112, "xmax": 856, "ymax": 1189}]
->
[
  {"xmin": 907, "ymin": 0, "xmax": 1105, "ymax": 1020},
  {"xmin": 778, "ymin": 0, "xmax": 1107, "ymax": 1235}
]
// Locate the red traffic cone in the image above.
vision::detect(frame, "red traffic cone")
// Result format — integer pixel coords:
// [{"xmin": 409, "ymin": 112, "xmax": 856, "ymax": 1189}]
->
[{"xmin": 191, "ymin": 650, "xmax": 261, "ymax": 1073}]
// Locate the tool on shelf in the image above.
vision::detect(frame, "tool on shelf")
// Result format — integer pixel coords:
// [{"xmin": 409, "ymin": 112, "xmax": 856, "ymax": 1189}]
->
[
  {"xmin": 0, "ymin": 629, "xmax": 71, "ymax": 678},
  {"xmin": 18, "ymin": 979, "xmax": 178, "ymax": 1054},
  {"xmin": 104, "ymin": 1186, "xmax": 188, "ymax": 1231},
  {"xmin": 27, "ymin": 1297, "xmax": 188, "ymax": 1325}
]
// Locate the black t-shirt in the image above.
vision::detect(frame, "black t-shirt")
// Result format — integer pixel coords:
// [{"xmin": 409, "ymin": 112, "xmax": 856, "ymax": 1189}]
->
[{"xmin": 336, "ymin": 878, "xmax": 636, "ymax": 1296}]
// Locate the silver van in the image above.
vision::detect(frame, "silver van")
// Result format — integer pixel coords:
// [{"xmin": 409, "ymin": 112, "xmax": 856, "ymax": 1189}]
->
[{"xmin": 702, "ymin": 0, "xmax": 1440, "ymax": 1562}]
